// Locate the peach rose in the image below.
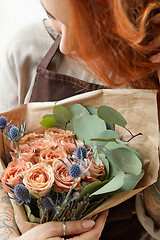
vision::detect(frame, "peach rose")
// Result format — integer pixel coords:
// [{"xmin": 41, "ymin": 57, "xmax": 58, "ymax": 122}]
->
[
  {"xmin": 52, "ymin": 159, "xmax": 81, "ymax": 192},
  {"xmin": 23, "ymin": 163, "xmax": 54, "ymax": 198},
  {"xmin": 82, "ymin": 158, "xmax": 105, "ymax": 182},
  {"xmin": 39, "ymin": 146, "xmax": 67, "ymax": 166},
  {"xmin": 1, "ymin": 158, "xmax": 32, "ymax": 193},
  {"xmin": 10, "ymin": 143, "xmax": 36, "ymax": 163},
  {"xmin": 18, "ymin": 132, "xmax": 44, "ymax": 145},
  {"xmin": 44, "ymin": 127, "xmax": 73, "ymax": 141},
  {"xmin": 56, "ymin": 136, "xmax": 83, "ymax": 153},
  {"xmin": 29, "ymin": 138, "xmax": 57, "ymax": 152}
]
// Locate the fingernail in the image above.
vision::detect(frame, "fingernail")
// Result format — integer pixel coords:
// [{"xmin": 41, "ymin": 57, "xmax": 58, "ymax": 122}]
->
[{"xmin": 83, "ymin": 220, "xmax": 95, "ymax": 229}]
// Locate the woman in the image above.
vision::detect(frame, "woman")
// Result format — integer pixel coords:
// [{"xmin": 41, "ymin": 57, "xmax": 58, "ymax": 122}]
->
[{"xmin": 0, "ymin": 0, "xmax": 160, "ymax": 239}]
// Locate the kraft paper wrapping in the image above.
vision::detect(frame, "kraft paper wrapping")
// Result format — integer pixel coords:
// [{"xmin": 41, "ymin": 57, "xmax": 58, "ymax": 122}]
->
[{"xmin": 0, "ymin": 89, "xmax": 159, "ymax": 234}]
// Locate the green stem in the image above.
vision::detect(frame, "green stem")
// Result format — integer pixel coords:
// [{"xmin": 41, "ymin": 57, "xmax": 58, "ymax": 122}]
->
[
  {"xmin": 1, "ymin": 130, "xmax": 7, "ymax": 166},
  {"xmin": 16, "ymin": 142, "xmax": 19, "ymax": 158},
  {"xmin": 61, "ymin": 180, "xmax": 76, "ymax": 207}
]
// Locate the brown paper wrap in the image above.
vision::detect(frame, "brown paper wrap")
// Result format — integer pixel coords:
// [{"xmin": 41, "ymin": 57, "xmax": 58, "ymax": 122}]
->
[{"xmin": 0, "ymin": 89, "xmax": 159, "ymax": 234}]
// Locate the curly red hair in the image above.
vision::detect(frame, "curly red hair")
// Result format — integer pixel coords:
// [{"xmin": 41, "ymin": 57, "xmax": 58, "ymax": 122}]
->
[{"xmin": 68, "ymin": 0, "xmax": 160, "ymax": 89}]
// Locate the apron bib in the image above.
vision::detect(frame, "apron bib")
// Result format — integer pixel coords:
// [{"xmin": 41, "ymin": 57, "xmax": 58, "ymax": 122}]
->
[
  {"xmin": 30, "ymin": 36, "xmax": 104, "ymax": 102},
  {"xmin": 30, "ymin": 36, "xmax": 145, "ymax": 240}
]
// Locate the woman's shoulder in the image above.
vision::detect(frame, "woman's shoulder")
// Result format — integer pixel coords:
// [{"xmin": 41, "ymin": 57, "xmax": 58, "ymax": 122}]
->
[{"xmin": 5, "ymin": 20, "xmax": 54, "ymax": 57}]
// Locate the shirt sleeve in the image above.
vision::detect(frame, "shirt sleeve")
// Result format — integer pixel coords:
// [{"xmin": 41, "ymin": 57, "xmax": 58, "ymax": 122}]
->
[
  {"xmin": 0, "ymin": 45, "xmax": 18, "ymax": 113},
  {"xmin": 136, "ymin": 193, "xmax": 159, "ymax": 240},
  {"xmin": 0, "ymin": 20, "xmax": 54, "ymax": 113}
]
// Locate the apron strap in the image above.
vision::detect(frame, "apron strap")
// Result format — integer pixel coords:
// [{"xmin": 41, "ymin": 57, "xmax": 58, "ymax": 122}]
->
[{"xmin": 38, "ymin": 35, "xmax": 61, "ymax": 69}]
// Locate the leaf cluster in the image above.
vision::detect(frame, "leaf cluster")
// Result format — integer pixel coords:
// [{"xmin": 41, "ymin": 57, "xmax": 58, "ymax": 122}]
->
[{"xmin": 39, "ymin": 103, "xmax": 143, "ymax": 215}]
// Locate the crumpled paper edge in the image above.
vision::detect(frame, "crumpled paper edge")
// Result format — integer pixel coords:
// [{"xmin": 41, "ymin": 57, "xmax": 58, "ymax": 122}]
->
[{"xmin": 0, "ymin": 88, "xmax": 159, "ymax": 233}]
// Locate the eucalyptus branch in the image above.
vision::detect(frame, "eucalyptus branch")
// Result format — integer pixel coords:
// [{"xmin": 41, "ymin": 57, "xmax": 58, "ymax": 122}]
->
[
  {"xmin": 125, "ymin": 127, "xmax": 134, "ymax": 136},
  {"xmin": 97, "ymin": 144, "xmax": 110, "ymax": 153},
  {"xmin": 125, "ymin": 127, "xmax": 142, "ymax": 142},
  {"xmin": 126, "ymin": 132, "xmax": 142, "ymax": 142}
]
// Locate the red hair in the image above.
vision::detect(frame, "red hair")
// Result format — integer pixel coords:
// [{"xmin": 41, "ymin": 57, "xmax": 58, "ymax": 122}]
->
[{"xmin": 68, "ymin": 0, "xmax": 160, "ymax": 89}]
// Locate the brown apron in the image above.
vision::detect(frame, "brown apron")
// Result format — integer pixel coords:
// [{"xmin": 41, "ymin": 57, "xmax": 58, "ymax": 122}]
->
[
  {"xmin": 30, "ymin": 36, "xmax": 104, "ymax": 102},
  {"xmin": 30, "ymin": 36, "xmax": 146, "ymax": 240}
]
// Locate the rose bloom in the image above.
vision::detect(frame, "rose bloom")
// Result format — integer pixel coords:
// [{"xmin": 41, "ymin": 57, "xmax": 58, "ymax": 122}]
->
[
  {"xmin": 44, "ymin": 127, "xmax": 73, "ymax": 141},
  {"xmin": 56, "ymin": 136, "xmax": 83, "ymax": 153},
  {"xmin": 39, "ymin": 146, "xmax": 68, "ymax": 166},
  {"xmin": 23, "ymin": 163, "xmax": 54, "ymax": 198},
  {"xmin": 18, "ymin": 132, "xmax": 44, "ymax": 145},
  {"xmin": 1, "ymin": 158, "xmax": 32, "ymax": 193},
  {"xmin": 10, "ymin": 143, "xmax": 36, "ymax": 163},
  {"xmin": 82, "ymin": 158, "xmax": 105, "ymax": 182},
  {"xmin": 52, "ymin": 159, "xmax": 81, "ymax": 192},
  {"xmin": 29, "ymin": 138, "xmax": 57, "ymax": 153}
]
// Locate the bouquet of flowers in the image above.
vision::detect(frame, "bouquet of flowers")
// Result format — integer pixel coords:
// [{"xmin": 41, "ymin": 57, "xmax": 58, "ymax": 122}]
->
[{"xmin": 0, "ymin": 89, "xmax": 159, "ymax": 233}]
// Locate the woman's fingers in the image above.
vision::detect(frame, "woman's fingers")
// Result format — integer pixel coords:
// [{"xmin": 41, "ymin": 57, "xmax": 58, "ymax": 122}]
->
[
  {"xmin": 18, "ymin": 212, "xmax": 107, "ymax": 240},
  {"xmin": 68, "ymin": 210, "xmax": 109, "ymax": 240},
  {"xmin": 65, "ymin": 219, "xmax": 95, "ymax": 236},
  {"xmin": 18, "ymin": 219, "xmax": 95, "ymax": 240},
  {"xmin": 47, "ymin": 238, "xmax": 65, "ymax": 240},
  {"xmin": 39, "ymin": 219, "xmax": 95, "ymax": 238}
]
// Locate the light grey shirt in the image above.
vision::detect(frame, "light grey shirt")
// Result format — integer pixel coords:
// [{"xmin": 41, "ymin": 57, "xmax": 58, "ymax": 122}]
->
[{"xmin": 0, "ymin": 20, "xmax": 99, "ymax": 113}]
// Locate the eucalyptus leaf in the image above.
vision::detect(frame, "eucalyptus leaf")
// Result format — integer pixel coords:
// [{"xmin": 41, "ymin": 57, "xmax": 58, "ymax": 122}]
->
[
  {"xmin": 24, "ymin": 204, "xmax": 40, "ymax": 223},
  {"xmin": 97, "ymin": 105, "xmax": 127, "ymax": 128},
  {"xmin": 90, "ymin": 138, "xmax": 116, "ymax": 142},
  {"xmin": 120, "ymin": 170, "xmax": 144, "ymax": 191},
  {"xmin": 108, "ymin": 160, "xmax": 119, "ymax": 178},
  {"xmin": 79, "ymin": 181, "xmax": 103, "ymax": 201},
  {"xmin": 72, "ymin": 115, "xmax": 106, "ymax": 147},
  {"xmin": 107, "ymin": 148, "xmax": 142, "ymax": 175},
  {"xmin": 106, "ymin": 142, "xmax": 143, "ymax": 162},
  {"xmin": 43, "ymin": 114, "xmax": 55, "ymax": 120},
  {"xmin": 116, "ymin": 138, "xmax": 128, "ymax": 145},
  {"xmin": 90, "ymin": 130, "xmax": 119, "ymax": 146},
  {"xmin": 86, "ymin": 107, "xmax": 97, "ymax": 115},
  {"xmin": 105, "ymin": 122, "xmax": 115, "ymax": 130},
  {"xmin": 92, "ymin": 171, "xmax": 125, "ymax": 195},
  {"xmin": 69, "ymin": 104, "xmax": 90, "ymax": 121},
  {"xmin": 66, "ymin": 122, "xmax": 74, "ymax": 132},
  {"xmin": 40, "ymin": 118, "xmax": 57, "ymax": 129},
  {"xmin": 53, "ymin": 105, "xmax": 72, "ymax": 124},
  {"xmin": 93, "ymin": 145, "xmax": 101, "ymax": 164},
  {"xmin": 98, "ymin": 153, "xmax": 110, "ymax": 179},
  {"xmin": 86, "ymin": 107, "xmax": 115, "ymax": 130},
  {"xmin": 79, "ymin": 178, "xmax": 110, "ymax": 201}
]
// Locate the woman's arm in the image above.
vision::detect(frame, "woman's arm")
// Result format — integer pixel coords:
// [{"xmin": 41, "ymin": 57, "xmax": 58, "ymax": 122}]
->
[{"xmin": 0, "ymin": 182, "xmax": 20, "ymax": 240}]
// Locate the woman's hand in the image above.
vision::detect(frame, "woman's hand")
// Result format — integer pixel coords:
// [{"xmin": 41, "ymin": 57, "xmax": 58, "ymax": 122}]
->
[
  {"xmin": 13, "ymin": 210, "xmax": 108, "ymax": 240},
  {"xmin": 67, "ymin": 210, "xmax": 108, "ymax": 240}
]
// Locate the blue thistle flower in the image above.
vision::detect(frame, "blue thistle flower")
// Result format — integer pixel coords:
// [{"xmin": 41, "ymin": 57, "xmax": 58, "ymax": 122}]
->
[
  {"xmin": 42, "ymin": 196, "xmax": 57, "ymax": 212},
  {"xmin": 0, "ymin": 117, "xmax": 12, "ymax": 166},
  {"xmin": 75, "ymin": 146, "xmax": 87, "ymax": 160},
  {"xmin": 13, "ymin": 184, "xmax": 30, "ymax": 205},
  {"xmin": 4, "ymin": 120, "xmax": 26, "ymax": 143},
  {"xmin": 0, "ymin": 116, "xmax": 7, "ymax": 128},
  {"xmin": 7, "ymin": 125, "xmax": 14, "ymax": 133},
  {"xmin": 3, "ymin": 120, "xmax": 26, "ymax": 158},
  {"xmin": 69, "ymin": 163, "xmax": 81, "ymax": 178},
  {"xmin": 0, "ymin": 116, "xmax": 12, "ymax": 130},
  {"xmin": 71, "ymin": 135, "xmax": 93, "ymax": 164},
  {"xmin": 9, "ymin": 126, "xmax": 19, "ymax": 141}
]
